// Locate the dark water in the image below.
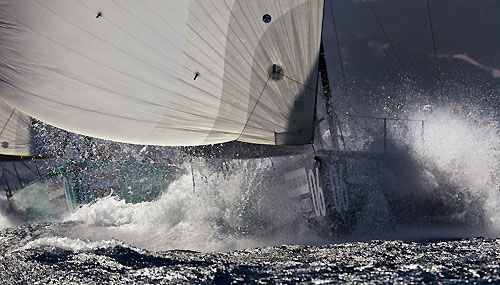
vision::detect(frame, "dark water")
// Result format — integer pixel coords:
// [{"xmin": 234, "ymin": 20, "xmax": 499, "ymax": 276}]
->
[{"xmin": 1, "ymin": 223, "xmax": 499, "ymax": 284}]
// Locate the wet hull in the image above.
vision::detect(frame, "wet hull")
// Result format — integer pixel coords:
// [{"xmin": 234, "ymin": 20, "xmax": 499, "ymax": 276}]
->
[{"xmin": 274, "ymin": 150, "xmax": 387, "ymax": 237}]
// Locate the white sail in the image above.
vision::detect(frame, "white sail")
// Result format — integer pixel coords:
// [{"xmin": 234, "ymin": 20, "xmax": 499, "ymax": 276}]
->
[
  {"xmin": 0, "ymin": 100, "xmax": 32, "ymax": 156},
  {"xmin": 0, "ymin": 0, "xmax": 324, "ymax": 146}
]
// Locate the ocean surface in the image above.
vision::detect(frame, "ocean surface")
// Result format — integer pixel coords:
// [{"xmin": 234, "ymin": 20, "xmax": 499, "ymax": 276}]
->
[
  {"xmin": 1, "ymin": 160, "xmax": 500, "ymax": 284},
  {"xmin": 1, "ymin": 222, "xmax": 499, "ymax": 284}
]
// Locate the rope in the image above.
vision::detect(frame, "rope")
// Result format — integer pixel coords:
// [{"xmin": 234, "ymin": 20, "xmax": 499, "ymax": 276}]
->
[
  {"xmin": 282, "ymin": 74, "xmax": 317, "ymax": 92},
  {"xmin": 329, "ymin": 0, "xmax": 349, "ymax": 100},
  {"xmin": 366, "ymin": 0, "xmax": 407, "ymax": 76},
  {"xmin": 311, "ymin": 143, "xmax": 318, "ymax": 157},
  {"xmin": 190, "ymin": 158, "xmax": 196, "ymax": 193},
  {"xmin": 426, "ymin": 0, "xmax": 441, "ymax": 83},
  {"xmin": 237, "ymin": 75, "xmax": 271, "ymax": 140},
  {"xmin": 327, "ymin": 1, "xmax": 349, "ymax": 152},
  {"xmin": 327, "ymin": 98, "xmax": 347, "ymax": 151},
  {"xmin": 0, "ymin": 108, "xmax": 15, "ymax": 138},
  {"xmin": 345, "ymin": 113, "xmax": 448, "ymax": 123}
]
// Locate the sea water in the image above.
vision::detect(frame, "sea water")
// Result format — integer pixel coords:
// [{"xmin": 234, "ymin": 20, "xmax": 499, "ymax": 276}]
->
[{"xmin": 1, "ymin": 107, "xmax": 500, "ymax": 284}]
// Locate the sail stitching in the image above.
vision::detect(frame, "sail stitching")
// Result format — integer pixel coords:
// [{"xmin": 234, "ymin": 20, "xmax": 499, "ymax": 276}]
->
[
  {"xmin": 35, "ymin": 0, "xmax": 232, "ymax": 95},
  {"xmin": 76, "ymin": 0, "xmax": 238, "ymax": 88},
  {"xmin": 142, "ymin": 0, "xmax": 266, "ymax": 93},
  {"xmin": 11, "ymin": 2, "xmax": 261, "ymax": 126},
  {"xmin": 35, "ymin": 0, "xmax": 261, "ymax": 120}
]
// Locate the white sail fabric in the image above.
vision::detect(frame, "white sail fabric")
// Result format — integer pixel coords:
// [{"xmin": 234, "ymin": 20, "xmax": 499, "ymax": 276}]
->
[
  {"xmin": 0, "ymin": 100, "xmax": 32, "ymax": 156},
  {"xmin": 0, "ymin": 0, "xmax": 323, "ymax": 146}
]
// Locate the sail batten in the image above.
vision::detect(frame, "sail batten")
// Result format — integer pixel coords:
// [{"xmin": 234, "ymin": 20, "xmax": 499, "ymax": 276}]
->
[{"xmin": 0, "ymin": 0, "xmax": 324, "ymax": 146}]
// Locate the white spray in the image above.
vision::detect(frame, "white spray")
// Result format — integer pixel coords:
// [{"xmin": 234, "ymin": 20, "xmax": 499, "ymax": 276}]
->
[
  {"xmin": 351, "ymin": 104, "xmax": 500, "ymax": 239},
  {"xmin": 58, "ymin": 158, "xmax": 323, "ymax": 252}
]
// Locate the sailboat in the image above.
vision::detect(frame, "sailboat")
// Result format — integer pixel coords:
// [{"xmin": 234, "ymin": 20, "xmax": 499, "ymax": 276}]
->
[
  {"xmin": 0, "ymin": 0, "xmax": 332, "ymax": 222},
  {"xmin": 1, "ymin": 1, "xmax": 499, "ymax": 235}
]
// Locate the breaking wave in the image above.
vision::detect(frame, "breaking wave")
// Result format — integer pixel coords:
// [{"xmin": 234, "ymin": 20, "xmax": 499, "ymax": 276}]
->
[
  {"xmin": 350, "ymin": 105, "xmax": 500, "ymax": 240},
  {"xmin": 58, "ymin": 159, "xmax": 324, "ymax": 252},
  {"xmin": 2, "ymin": 104, "xmax": 500, "ymax": 252},
  {"xmin": 409, "ymin": 108, "xmax": 500, "ymax": 234},
  {"xmin": 0, "ymin": 196, "xmax": 13, "ymax": 230}
]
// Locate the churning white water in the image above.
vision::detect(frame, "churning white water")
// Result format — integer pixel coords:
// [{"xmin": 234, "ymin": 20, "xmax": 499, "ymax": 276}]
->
[
  {"xmin": 327, "ymin": 101, "xmax": 500, "ymax": 242},
  {"xmin": 408, "ymin": 108, "xmax": 500, "ymax": 234},
  {"xmin": 0, "ymin": 196, "xmax": 14, "ymax": 230},
  {"xmin": 1, "ymin": 105, "xmax": 500, "ymax": 252},
  {"xmin": 55, "ymin": 159, "xmax": 324, "ymax": 252}
]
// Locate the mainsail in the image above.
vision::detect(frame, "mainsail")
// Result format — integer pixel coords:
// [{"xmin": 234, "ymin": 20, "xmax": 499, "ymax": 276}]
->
[
  {"xmin": 0, "ymin": 0, "xmax": 324, "ymax": 146},
  {"xmin": 0, "ymin": 100, "xmax": 33, "ymax": 156}
]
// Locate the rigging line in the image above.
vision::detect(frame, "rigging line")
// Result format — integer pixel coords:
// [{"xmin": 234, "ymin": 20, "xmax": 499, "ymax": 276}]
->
[
  {"xmin": 345, "ymin": 113, "xmax": 441, "ymax": 123},
  {"xmin": 0, "ymin": 108, "xmax": 15, "ymax": 138},
  {"xmin": 2, "ymin": 174, "xmax": 11, "ymax": 199},
  {"xmin": 20, "ymin": 161, "xmax": 38, "ymax": 177},
  {"xmin": 311, "ymin": 143, "xmax": 318, "ymax": 158},
  {"xmin": 236, "ymin": 75, "xmax": 272, "ymax": 140},
  {"xmin": 282, "ymin": 74, "xmax": 317, "ymax": 92},
  {"xmin": 0, "ymin": 170, "xmax": 4, "ymax": 188},
  {"xmin": 366, "ymin": 0, "xmax": 407, "ymax": 77},
  {"xmin": 349, "ymin": 116, "xmax": 381, "ymax": 138},
  {"xmin": 12, "ymin": 162, "xmax": 22, "ymax": 188},
  {"xmin": 319, "ymin": 42, "xmax": 347, "ymax": 151},
  {"xmin": 325, "ymin": 2, "xmax": 348, "ymax": 151},
  {"xmin": 1, "ymin": 172, "xmax": 5, "ymax": 188},
  {"xmin": 327, "ymin": 101, "xmax": 347, "ymax": 151},
  {"xmin": 426, "ymin": 0, "xmax": 441, "ymax": 83},
  {"xmin": 329, "ymin": 0, "xmax": 351, "ymax": 152},
  {"xmin": 2, "ymin": 168, "xmax": 17, "ymax": 179},
  {"xmin": 33, "ymin": 160, "xmax": 41, "ymax": 176},
  {"xmin": 329, "ymin": 0, "xmax": 349, "ymax": 100},
  {"xmin": 190, "ymin": 158, "xmax": 195, "ymax": 193}
]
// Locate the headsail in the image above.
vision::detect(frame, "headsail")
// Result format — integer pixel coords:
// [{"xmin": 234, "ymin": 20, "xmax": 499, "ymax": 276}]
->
[
  {"xmin": 0, "ymin": 0, "xmax": 324, "ymax": 146},
  {"xmin": 0, "ymin": 100, "xmax": 33, "ymax": 156}
]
